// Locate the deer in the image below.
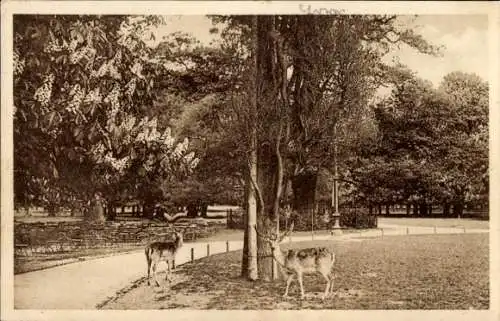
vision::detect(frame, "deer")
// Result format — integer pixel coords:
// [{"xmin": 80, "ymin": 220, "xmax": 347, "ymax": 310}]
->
[
  {"xmin": 256, "ymin": 222, "xmax": 336, "ymax": 300},
  {"xmin": 145, "ymin": 226, "xmax": 187, "ymax": 287}
]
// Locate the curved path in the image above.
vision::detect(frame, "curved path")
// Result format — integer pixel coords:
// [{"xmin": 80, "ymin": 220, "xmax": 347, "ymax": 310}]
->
[{"xmin": 14, "ymin": 224, "xmax": 488, "ymax": 309}]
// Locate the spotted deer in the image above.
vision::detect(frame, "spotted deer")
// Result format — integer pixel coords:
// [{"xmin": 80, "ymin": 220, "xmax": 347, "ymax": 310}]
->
[
  {"xmin": 145, "ymin": 227, "xmax": 187, "ymax": 286},
  {"xmin": 256, "ymin": 222, "xmax": 336, "ymax": 300}
]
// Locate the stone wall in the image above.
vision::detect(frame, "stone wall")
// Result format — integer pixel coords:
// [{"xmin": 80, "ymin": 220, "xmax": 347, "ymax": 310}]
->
[{"xmin": 14, "ymin": 220, "xmax": 225, "ymax": 255}]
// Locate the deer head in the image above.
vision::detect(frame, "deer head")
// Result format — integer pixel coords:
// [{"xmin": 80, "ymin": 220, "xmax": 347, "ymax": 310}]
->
[{"xmin": 255, "ymin": 221, "xmax": 294, "ymax": 251}]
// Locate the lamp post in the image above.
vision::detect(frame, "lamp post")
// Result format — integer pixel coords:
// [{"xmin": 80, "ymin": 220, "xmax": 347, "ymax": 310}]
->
[{"xmin": 331, "ymin": 125, "xmax": 342, "ymax": 235}]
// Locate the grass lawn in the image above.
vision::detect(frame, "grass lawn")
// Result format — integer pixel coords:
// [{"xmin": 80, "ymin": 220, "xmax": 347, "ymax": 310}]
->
[
  {"xmin": 379, "ymin": 217, "xmax": 489, "ymax": 229},
  {"xmin": 101, "ymin": 233, "xmax": 489, "ymax": 310}
]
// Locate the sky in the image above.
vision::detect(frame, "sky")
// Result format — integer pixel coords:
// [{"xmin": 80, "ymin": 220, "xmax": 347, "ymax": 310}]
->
[{"xmin": 150, "ymin": 15, "xmax": 489, "ymax": 88}]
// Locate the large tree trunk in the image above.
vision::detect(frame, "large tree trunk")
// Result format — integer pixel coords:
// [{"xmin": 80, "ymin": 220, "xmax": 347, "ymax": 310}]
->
[
  {"xmin": 254, "ymin": 15, "xmax": 281, "ymax": 282},
  {"xmin": 242, "ymin": 145, "xmax": 258, "ymax": 280},
  {"xmin": 291, "ymin": 171, "xmax": 318, "ymax": 222},
  {"xmin": 256, "ymin": 140, "xmax": 280, "ymax": 281}
]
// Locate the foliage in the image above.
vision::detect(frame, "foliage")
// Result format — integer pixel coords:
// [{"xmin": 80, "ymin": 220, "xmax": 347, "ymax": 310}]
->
[
  {"xmin": 351, "ymin": 69, "xmax": 488, "ymax": 211},
  {"xmin": 13, "ymin": 15, "xmax": 198, "ymax": 215}
]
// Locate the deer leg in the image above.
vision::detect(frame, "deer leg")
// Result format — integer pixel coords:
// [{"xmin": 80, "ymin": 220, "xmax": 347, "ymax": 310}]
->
[
  {"xmin": 283, "ymin": 273, "xmax": 295, "ymax": 298},
  {"xmin": 329, "ymin": 273, "xmax": 335, "ymax": 294},
  {"xmin": 147, "ymin": 261, "xmax": 151, "ymax": 286},
  {"xmin": 152, "ymin": 263, "xmax": 160, "ymax": 287},
  {"xmin": 297, "ymin": 273, "xmax": 305, "ymax": 299},
  {"xmin": 322, "ymin": 278, "xmax": 330, "ymax": 300},
  {"xmin": 165, "ymin": 260, "xmax": 172, "ymax": 283},
  {"xmin": 320, "ymin": 270, "xmax": 331, "ymax": 300}
]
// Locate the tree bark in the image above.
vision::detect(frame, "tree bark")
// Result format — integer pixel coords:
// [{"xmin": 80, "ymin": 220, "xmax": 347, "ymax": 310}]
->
[
  {"xmin": 241, "ymin": 213, "xmax": 249, "ymax": 275},
  {"xmin": 453, "ymin": 201, "xmax": 464, "ymax": 218},
  {"xmin": 418, "ymin": 202, "xmax": 429, "ymax": 217},
  {"xmin": 291, "ymin": 171, "xmax": 318, "ymax": 223},
  {"xmin": 443, "ymin": 203, "xmax": 451, "ymax": 217},
  {"xmin": 254, "ymin": 15, "xmax": 282, "ymax": 282},
  {"xmin": 47, "ymin": 204, "xmax": 57, "ymax": 217},
  {"xmin": 143, "ymin": 202, "xmax": 155, "ymax": 220},
  {"xmin": 241, "ymin": 14, "xmax": 259, "ymax": 282},
  {"xmin": 244, "ymin": 147, "xmax": 258, "ymax": 280},
  {"xmin": 412, "ymin": 202, "xmax": 418, "ymax": 216},
  {"xmin": 200, "ymin": 203, "xmax": 208, "ymax": 218},
  {"xmin": 85, "ymin": 193, "xmax": 106, "ymax": 223},
  {"xmin": 186, "ymin": 204, "xmax": 198, "ymax": 218}
]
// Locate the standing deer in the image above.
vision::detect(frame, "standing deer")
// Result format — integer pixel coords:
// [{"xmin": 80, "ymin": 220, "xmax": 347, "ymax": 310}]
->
[
  {"xmin": 145, "ymin": 227, "xmax": 186, "ymax": 286},
  {"xmin": 256, "ymin": 222, "xmax": 336, "ymax": 300}
]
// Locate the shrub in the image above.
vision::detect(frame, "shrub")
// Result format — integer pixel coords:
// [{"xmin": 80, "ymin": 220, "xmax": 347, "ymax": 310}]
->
[{"xmin": 340, "ymin": 207, "xmax": 377, "ymax": 229}]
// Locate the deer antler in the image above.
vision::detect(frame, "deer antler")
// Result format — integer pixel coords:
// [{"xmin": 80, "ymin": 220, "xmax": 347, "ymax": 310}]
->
[
  {"xmin": 278, "ymin": 221, "xmax": 294, "ymax": 242},
  {"xmin": 254, "ymin": 225, "xmax": 277, "ymax": 242}
]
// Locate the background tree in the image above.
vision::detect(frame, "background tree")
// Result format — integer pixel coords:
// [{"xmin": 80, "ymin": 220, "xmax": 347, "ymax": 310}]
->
[
  {"xmin": 352, "ymin": 70, "xmax": 488, "ymax": 217},
  {"xmin": 13, "ymin": 15, "xmax": 199, "ymax": 221}
]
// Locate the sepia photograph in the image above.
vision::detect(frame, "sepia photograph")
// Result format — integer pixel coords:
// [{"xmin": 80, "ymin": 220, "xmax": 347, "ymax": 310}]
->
[{"xmin": 1, "ymin": 1, "xmax": 498, "ymax": 321}]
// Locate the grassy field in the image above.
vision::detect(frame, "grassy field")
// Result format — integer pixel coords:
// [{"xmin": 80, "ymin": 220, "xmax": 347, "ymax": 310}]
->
[
  {"xmin": 101, "ymin": 233, "xmax": 489, "ymax": 310},
  {"xmin": 379, "ymin": 217, "xmax": 489, "ymax": 229}
]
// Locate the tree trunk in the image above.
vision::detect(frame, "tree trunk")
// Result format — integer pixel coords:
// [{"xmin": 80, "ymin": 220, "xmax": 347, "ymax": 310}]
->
[
  {"xmin": 291, "ymin": 171, "xmax": 318, "ymax": 223},
  {"xmin": 143, "ymin": 202, "xmax": 155, "ymax": 220},
  {"xmin": 257, "ymin": 215, "xmax": 275, "ymax": 281},
  {"xmin": 106, "ymin": 202, "xmax": 117, "ymax": 221},
  {"xmin": 47, "ymin": 204, "xmax": 57, "ymax": 217},
  {"xmin": 200, "ymin": 203, "xmax": 208, "ymax": 218},
  {"xmin": 443, "ymin": 203, "xmax": 451, "ymax": 217},
  {"xmin": 241, "ymin": 213, "xmax": 249, "ymax": 275},
  {"xmin": 84, "ymin": 193, "xmax": 106, "ymax": 223},
  {"xmin": 385, "ymin": 204, "xmax": 390, "ymax": 215},
  {"xmin": 406, "ymin": 204, "xmax": 411, "ymax": 216},
  {"xmin": 242, "ymin": 14, "xmax": 260, "ymax": 281},
  {"xmin": 412, "ymin": 202, "xmax": 418, "ymax": 216},
  {"xmin": 418, "ymin": 202, "xmax": 427, "ymax": 216},
  {"xmin": 378, "ymin": 204, "xmax": 382, "ymax": 216},
  {"xmin": 453, "ymin": 201, "xmax": 464, "ymax": 218},
  {"xmin": 242, "ymin": 144, "xmax": 258, "ymax": 280},
  {"xmin": 186, "ymin": 204, "xmax": 198, "ymax": 218}
]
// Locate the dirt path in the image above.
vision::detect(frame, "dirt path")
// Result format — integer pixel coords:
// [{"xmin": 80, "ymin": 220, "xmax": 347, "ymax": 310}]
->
[{"xmin": 14, "ymin": 224, "xmax": 488, "ymax": 309}]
